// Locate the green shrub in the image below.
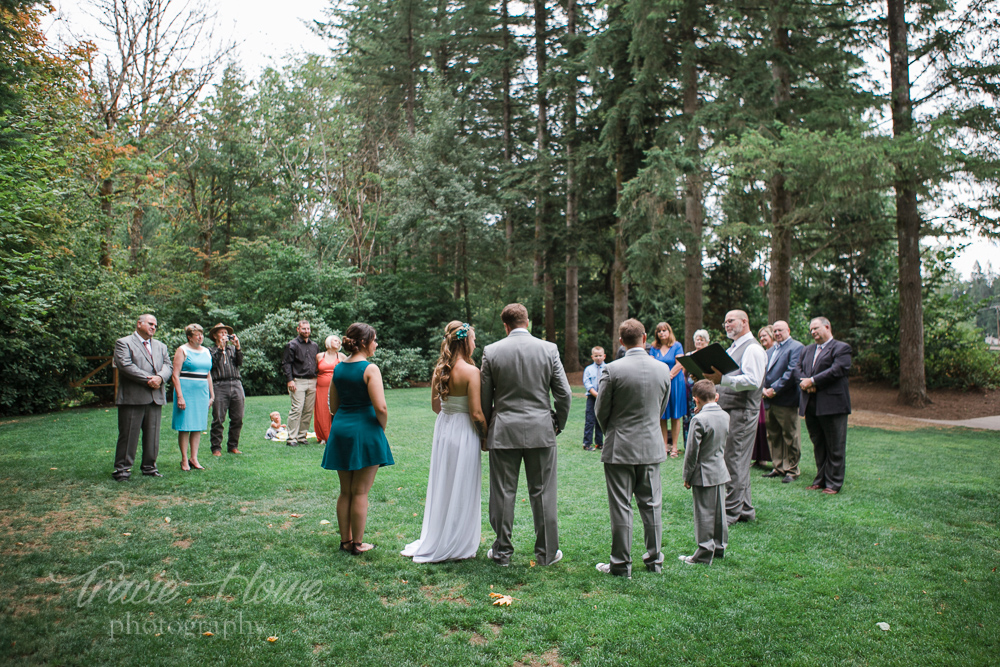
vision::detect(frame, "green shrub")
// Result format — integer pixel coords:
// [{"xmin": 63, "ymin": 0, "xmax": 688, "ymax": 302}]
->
[{"xmin": 370, "ymin": 348, "xmax": 432, "ymax": 389}]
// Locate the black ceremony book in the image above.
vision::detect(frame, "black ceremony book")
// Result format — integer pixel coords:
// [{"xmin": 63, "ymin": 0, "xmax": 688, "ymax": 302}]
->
[{"xmin": 676, "ymin": 342, "xmax": 740, "ymax": 380}]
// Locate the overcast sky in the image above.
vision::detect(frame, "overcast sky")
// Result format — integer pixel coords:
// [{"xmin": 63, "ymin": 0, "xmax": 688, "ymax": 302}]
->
[{"xmin": 41, "ymin": 0, "xmax": 998, "ymax": 279}]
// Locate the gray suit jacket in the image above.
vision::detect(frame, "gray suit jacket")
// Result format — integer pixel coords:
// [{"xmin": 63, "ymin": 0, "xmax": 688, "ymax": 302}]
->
[
  {"xmin": 114, "ymin": 332, "xmax": 173, "ymax": 405},
  {"xmin": 481, "ymin": 330, "xmax": 572, "ymax": 450},
  {"xmin": 595, "ymin": 347, "xmax": 671, "ymax": 465},
  {"xmin": 683, "ymin": 403, "xmax": 731, "ymax": 486}
]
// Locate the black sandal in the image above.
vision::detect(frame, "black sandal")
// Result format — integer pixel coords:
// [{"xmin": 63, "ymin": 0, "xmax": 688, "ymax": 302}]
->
[
  {"xmin": 339, "ymin": 540, "xmax": 353, "ymax": 552},
  {"xmin": 350, "ymin": 542, "xmax": 374, "ymax": 555}
]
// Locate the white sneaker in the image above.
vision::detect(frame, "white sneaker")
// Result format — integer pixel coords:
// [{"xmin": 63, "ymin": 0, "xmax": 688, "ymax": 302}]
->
[
  {"xmin": 486, "ymin": 548, "xmax": 508, "ymax": 566},
  {"xmin": 596, "ymin": 562, "xmax": 630, "ymax": 579},
  {"xmin": 542, "ymin": 549, "xmax": 563, "ymax": 566},
  {"xmin": 678, "ymin": 554, "xmax": 697, "ymax": 565}
]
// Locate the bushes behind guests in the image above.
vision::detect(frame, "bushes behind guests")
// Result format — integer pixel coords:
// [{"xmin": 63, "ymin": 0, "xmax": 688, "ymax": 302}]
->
[
  {"xmin": 370, "ymin": 348, "xmax": 433, "ymax": 389},
  {"xmin": 238, "ymin": 302, "xmax": 335, "ymax": 396}
]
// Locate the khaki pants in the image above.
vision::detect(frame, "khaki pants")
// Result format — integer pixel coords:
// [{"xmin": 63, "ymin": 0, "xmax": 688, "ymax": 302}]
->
[
  {"xmin": 287, "ymin": 378, "xmax": 316, "ymax": 445},
  {"xmin": 765, "ymin": 404, "xmax": 801, "ymax": 477}
]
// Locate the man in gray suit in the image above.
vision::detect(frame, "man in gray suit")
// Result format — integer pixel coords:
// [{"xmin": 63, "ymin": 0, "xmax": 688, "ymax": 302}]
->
[
  {"xmin": 481, "ymin": 303, "xmax": 572, "ymax": 567},
  {"xmin": 594, "ymin": 319, "xmax": 671, "ymax": 578},
  {"xmin": 112, "ymin": 314, "xmax": 173, "ymax": 480},
  {"xmin": 762, "ymin": 320, "xmax": 804, "ymax": 483},
  {"xmin": 704, "ymin": 309, "xmax": 766, "ymax": 526}
]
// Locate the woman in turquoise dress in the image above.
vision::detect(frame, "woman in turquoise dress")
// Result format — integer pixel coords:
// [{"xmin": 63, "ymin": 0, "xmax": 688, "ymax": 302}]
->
[
  {"xmin": 321, "ymin": 322, "xmax": 393, "ymax": 555},
  {"xmin": 649, "ymin": 321, "xmax": 687, "ymax": 458},
  {"xmin": 172, "ymin": 323, "xmax": 214, "ymax": 471}
]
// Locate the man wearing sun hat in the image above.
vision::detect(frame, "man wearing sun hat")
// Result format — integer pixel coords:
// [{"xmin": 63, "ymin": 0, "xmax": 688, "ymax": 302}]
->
[{"xmin": 208, "ymin": 322, "xmax": 245, "ymax": 456}]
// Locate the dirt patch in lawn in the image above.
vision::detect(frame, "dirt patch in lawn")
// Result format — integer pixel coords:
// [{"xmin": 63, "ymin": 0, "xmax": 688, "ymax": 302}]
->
[{"xmin": 849, "ymin": 380, "xmax": 1000, "ymax": 420}]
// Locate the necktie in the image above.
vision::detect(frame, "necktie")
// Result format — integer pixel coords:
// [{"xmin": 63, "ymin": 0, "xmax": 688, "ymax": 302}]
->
[
  {"xmin": 143, "ymin": 339, "xmax": 153, "ymax": 361},
  {"xmin": 812, "ymin": 343, "xmax": 823, "ymax": 369},
  {"xmin": 766, "ymin": 342, "xmax": 779, "ymax": 371}
]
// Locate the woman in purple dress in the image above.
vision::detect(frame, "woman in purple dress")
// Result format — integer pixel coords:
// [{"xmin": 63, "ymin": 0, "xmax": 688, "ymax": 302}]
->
[
  {"xmin": 752, "ymin": 325, "xmax": 774, "ymax": 469},
  {"xmin": 648, "ymin": 322, "xmax": 687, "ymax": 458}
]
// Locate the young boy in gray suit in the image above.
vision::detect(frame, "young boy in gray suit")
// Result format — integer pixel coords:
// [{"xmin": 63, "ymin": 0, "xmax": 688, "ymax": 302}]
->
[{"xmin": 680, "ymin": 379, "xmax": 731, "ymax": 565}]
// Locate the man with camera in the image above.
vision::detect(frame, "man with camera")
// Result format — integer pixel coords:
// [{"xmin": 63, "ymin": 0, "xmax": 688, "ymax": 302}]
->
[{"xmin": 208, "ymin": 323, "xmax": 245, "ymax": 456}]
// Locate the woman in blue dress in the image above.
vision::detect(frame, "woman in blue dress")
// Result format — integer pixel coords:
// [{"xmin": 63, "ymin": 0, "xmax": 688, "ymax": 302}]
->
[
  {"xmin": 321, "ymin": 322, "xmax": 394, "ymax": 555},
  {"xmin": 648, "ymin": 321, "xmax": 687, "ymax": 458},
  {"xmin": 172, "ymin": 323, "xmax": 214, "ymax": 471}
]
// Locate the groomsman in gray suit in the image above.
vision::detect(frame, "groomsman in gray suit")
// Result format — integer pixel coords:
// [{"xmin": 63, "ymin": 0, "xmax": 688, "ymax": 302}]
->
[
  {"xmin": 762, "ymin": 320, "xmax": 804, "ymax": 483},
  {"xmin": 594, "ymin": 319, "xmax": 671, "ymax": 578},
  {"xmin": 481, "ymin": 303, "xmax": 572, "ymax": 567},
  {"xmin": 704, "ymin": 310, "xmax": 766, "ymax": 526},
  {"xmin": 112, "ymin": 314, "xmax": 173, "ymax": 480}
]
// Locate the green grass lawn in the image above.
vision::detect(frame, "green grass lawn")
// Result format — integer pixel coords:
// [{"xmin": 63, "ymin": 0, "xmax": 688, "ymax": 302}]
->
[{"xmin": 1, "ymin": 388, "xmax": 997, "ymax": 666}]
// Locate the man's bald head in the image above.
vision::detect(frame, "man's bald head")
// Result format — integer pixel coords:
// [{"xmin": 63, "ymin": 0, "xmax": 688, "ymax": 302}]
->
[{"xmin": 723, "ymin": 310, "xmax": 750, "ymax": 340}]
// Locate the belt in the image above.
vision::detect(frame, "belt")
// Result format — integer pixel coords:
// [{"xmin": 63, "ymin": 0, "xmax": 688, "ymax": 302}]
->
[
  {"xmin": 214, "ymin": 378, "xmax": 241, "ymax": 383},
  {"xmin": 179, "ymin": 372, "xmax": 208, "ymax": 379},
  {"xmin": 293, "ymin": 376, "xmax": 316, "ymax": 380}
]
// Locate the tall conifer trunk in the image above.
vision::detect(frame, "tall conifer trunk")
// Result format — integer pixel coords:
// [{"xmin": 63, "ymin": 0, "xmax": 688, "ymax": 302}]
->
[
  {"xmin": 681, "ymin": 2, "xmax": 703, "ymax": 351},
  {"xmin": 532, "ymin": 0, "xmax": 549, "ymax": 336},
  {"xmin": 612, "ymin": 151, "xmax": 628, "ymax": 351},
  {"xmin": 887, "ymin": 0, "xmax": 929, "ymax": 406},
  {"xmin": 564, "ymin": 0, "xmax": 581, "ymax": 370},
  {"xmin": 502, "ymin": 0, "xmax": 514, "ymax": 268},
  {"xmin": 768, "ymin": 10, "xmax": 792, "ymax": 324}
]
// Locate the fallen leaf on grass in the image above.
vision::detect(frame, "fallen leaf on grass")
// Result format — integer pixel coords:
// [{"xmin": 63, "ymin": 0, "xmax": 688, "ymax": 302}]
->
[
  {"xmin": 122, "ymin": 533, "xmax": 132, "ymax": 536},
  {"xmin": 290, "ymin": 514, "xmax": 303, "ymax": 518},
  {"xmin": 267, "ymin": 636, "xmax": 278, "ymax": 643},
  {"xmin": 319, "ymin": 520, "xmax": 330, "ymax": 525},
  {"xmin": 203, "ymin": 632, "xmax": 214, "ymax": 637},
  {"xmin": 50, "ymin": 468, "xmax": 57, "ymax": 470},
  {"xmin": 529, "ymin": 560, "xmax": 536, "ymax": 567},
  {"xmin": 876, "ymin": 622, "xmax": 890, "ymax": 631},
  {"xmin": 164, "ymin": 517, "xmax": 171, "ymax": 523},
  {"xmin": 492, "ymin": 595, "xmax": 514, "ymax": 607}
]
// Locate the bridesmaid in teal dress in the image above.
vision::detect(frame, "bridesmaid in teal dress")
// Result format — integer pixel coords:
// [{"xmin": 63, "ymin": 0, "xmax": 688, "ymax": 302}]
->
[
  {"xmin": 172, "ymin": 324, "xmax": 214, "ymax": 471},
  {"xmin": 321, "ymin": 322, "xmax": 393, "ymax": 555},
  {"xmin": 649, "ymin": 321, "xmax": 688, "ymax": 458}
]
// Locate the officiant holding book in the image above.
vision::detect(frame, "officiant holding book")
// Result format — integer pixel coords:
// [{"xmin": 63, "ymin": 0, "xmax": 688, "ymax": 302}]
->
[{"xmin": 702, "ymin": 310, "xmax": 767, "ymax": 526}]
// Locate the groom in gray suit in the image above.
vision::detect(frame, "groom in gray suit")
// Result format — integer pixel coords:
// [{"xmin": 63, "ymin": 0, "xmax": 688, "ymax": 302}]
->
[
  {"xmin": 481, "ymin": 303, "xmax": 572, "ymax": 566},
  {"xmin": 594, "ymin": 319, "xmax": 672, "ymax": 578},
  {"xmin": 112, "ymin": 314, "xmax": 173, "ymax": 480}
]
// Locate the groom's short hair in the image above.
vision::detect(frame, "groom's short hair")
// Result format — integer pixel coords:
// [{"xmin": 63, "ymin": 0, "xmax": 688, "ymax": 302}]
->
[
  {"xmin": 501, "ymin": 303, "xmax": 529, "ymax": 328},
  {"xmin": 619, "ymin": 319, "xmax": 645, "ymax": 347}
]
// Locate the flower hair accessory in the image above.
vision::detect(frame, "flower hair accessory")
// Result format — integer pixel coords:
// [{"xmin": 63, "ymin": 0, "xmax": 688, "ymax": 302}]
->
[{"xmin": 454, "ymin": 323, "xmax": 471, "ymax": 340}]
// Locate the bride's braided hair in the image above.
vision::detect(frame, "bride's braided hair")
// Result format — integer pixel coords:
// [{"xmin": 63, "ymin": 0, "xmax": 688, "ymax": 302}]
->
[{"xmin": 432, "ymin": 321, "xmax": 472, "ymax": 401}]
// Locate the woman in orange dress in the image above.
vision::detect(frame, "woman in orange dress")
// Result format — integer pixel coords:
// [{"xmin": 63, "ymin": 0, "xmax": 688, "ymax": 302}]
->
[{"xmin": 315, "ymin": 334, "xmax": 347, "ymax": 445}]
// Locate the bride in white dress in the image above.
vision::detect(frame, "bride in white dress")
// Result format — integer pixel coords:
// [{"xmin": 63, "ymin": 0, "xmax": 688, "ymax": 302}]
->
[{"xmin": 401, "ymin": 321, "xmax": 487, "ymax": 563}]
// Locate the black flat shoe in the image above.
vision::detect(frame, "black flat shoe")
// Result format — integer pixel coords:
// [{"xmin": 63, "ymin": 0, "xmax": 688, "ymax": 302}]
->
[
  {"xmin": 350, "ymin": 542, "xmax": 375, "ymax": 555},
  {"xmin": 339, "ymin": 540, "xmax": 353, "ymax": 552},
  {"xmin": 190, "ymin": 463, "xmax": 205, "ymax": 470}
]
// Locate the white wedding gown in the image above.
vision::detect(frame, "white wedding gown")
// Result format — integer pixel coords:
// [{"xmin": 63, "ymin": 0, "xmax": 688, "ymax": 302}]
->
[{"xmin": 401, "ymin": 395, "xmax": 482, "ymax": 563}]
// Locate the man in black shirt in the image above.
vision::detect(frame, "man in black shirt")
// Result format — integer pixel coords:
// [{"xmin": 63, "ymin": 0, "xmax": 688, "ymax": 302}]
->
[
  {"xmin": 281, "ymin": 320, "xmax": 319, "ymax": 447},
  {"xmin": 208, "ymin": 323, "xmax": 245, "ymax": 456}
]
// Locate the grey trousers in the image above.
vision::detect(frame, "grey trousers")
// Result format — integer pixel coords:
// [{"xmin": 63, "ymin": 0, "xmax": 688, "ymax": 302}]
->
[
  {"xmin": 766, "ymin": 404, "xmax": 801, "ymax": 477},
  {"xmin": 804, "ymin": 403, "xmax": 848, "ymax": 492},
  {"xmin": 210, "ymin": 380, "xmax": 245, "ymax": 452},
  {"xmin": 488, "ymin": 447, "xmax": 559, "ymax": 565},
  {"xmin": 604, "ymin": 462, "xmax": 663, "ymax": 577},
  {"xmin": 287, "ymin": 378, "xmax": 316, "ymax": 444},
  {"xmin": 690, "ymin": 484, "xmax": 728, "ymax": 564},
  {"xmin": 114, "ymin": 403, "xmax": 162, "ymax": 478},
  {"xmin": 724, "ymin": 406, "xmax": 758, "ymax": 525}
]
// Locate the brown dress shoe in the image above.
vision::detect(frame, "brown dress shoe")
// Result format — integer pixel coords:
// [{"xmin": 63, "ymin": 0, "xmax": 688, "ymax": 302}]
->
[
  {"xmin": 805, "ymin": 484, "xmax": 822, "ymax": 490},
  {"xmin": 821, "ymin": 488, "xmax": 838, "ymax": 494}
]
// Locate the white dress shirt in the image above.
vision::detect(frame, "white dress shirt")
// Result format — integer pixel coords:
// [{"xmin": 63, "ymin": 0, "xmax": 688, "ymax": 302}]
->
[{"xmin": 720, "ymin": 331, "xmax": 766, "ymax": 392}]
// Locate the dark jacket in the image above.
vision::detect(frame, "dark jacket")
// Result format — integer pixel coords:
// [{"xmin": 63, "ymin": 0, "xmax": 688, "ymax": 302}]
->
[{"xmin": 794, "ymin": 338, "xmax": 852, "ymax": 417}]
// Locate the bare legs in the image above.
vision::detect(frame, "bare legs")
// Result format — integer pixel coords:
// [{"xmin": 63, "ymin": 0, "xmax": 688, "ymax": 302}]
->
[
  {"xmin": 336, "ymin": 466, "xmax": 379, "ymax": 552},
  {"xmin": 178, "ymin": 432, "xmax": 202, "ymax": 470},
  {"xmin": 660, "ymin": 419, "xmax": 682, "ymax": 457}
]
